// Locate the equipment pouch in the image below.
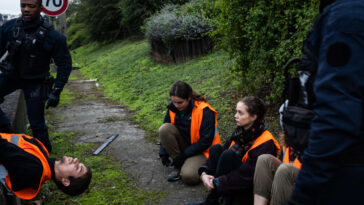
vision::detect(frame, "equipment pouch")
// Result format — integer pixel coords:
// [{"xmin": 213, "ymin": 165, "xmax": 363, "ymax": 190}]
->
[
  {"xmin": 43, "ymin": 75, "xmax": 54, "ymax": 100},
  {"xmin": 0, "ymin": 52, "xmax": 15, "ymax": 76},
  {"xmin": 282, "ymin": 105, "xmax": 315, "ymax": 155}
]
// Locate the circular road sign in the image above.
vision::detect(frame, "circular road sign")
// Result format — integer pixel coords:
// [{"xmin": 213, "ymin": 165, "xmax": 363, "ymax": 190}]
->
[{"xmin": 42, "ymin": 0, "xmax": 69, "ymax": 16}]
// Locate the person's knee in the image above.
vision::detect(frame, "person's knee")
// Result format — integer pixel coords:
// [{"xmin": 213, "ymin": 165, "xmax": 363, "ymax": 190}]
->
[
  {"xmin": 180, "ymin": 168, "xmax": 200, "ymax": 185},
  {"xmin": 258, "ymin": 154, "xmax": 276, "ymax": 163},
  {"xmin": 159, "ymin": 123, "xmax": 173, "ymax": 140},
  {"xmin": 159, "ymin": 123, "xmax": 174, "ymax": 136},
  {"xmin": 275, "ymin": 163, "xmax": 295, "ymax": 180}
]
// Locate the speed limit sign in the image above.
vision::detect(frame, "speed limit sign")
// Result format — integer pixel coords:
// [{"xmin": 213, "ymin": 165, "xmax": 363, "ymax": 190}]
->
[{"xmin": 42, "ymin": 0, "xmax": 69, "ymax": 16}]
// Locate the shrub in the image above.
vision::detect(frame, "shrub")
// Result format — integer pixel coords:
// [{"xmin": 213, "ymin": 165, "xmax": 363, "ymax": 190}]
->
[
  {"xmin": 66, "ymin": 23, "xmax": 91, "ymax": 49},
  {"xmin": 145, "ymin": 4, "xmax": 214, "ymax": 42},
  {"xmin": 214, "ymin": 0, "xmax": 320, "ymax": 103}
]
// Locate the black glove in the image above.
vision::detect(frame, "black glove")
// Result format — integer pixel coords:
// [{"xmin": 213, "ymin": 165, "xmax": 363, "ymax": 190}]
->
[
  {"xmin": 160, "ymin": 154, "xmax": 171, "ymax": 167},
  {"xmin": 171, "ymin": 154, "xmax": 186, "ymax": 169},
  {"xmin": 46, "ymin": 88, "xmax": 62, "ymax": 109}
]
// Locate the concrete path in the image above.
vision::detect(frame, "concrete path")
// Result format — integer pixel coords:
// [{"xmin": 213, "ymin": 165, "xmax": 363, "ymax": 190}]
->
[{"xmin": 51, "ymin": 70, "xmax": 206, "ymax": 205}]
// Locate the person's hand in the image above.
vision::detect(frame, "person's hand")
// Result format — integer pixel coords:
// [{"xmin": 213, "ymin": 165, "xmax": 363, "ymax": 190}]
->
[
  {"xmin": 201, "ymin": 172, "xmax": 215, "ymax": 190},
  {"xmin": 171, "ymin": 154, "xmax": 186, "ymax": 169},
  {"xmin": 46, "ymin": 88, "xmax": 62, "ymax": 109},
  {"xmin": 160, "ymin": 154, "xmax": 171, "ymax": 167}
]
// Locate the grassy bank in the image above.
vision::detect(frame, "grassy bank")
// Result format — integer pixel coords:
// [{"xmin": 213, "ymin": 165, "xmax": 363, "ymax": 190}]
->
[
  {"xmin": 72, "ymin": 39, "xmax": 242, "ymax": 141},
  {"xmin": 32, "ymin": 82, "xmax": 161, "ymax": 205}
]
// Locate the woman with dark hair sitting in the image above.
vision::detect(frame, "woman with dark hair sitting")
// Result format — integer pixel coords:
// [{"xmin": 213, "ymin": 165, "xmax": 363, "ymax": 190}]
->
[
  {"xmin": 159, "ymin": 81, "xmax": 221, "ymax": 185},
  {"xmin": 188, "ymin": 96, "xmax": 280, "ymax": 205}
]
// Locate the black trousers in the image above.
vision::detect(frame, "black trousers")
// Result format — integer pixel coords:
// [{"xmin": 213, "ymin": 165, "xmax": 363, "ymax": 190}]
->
[
  {"xmin": 205, "ymin": 144, "xmax": 242, "ymax": 177},
  {"xmin": 205, "ymin": 144, "xmax": 254, "ymax": 205},
  {"xmin": 0, "ymin": 73, "xmax": 51, "ymax": 152}
]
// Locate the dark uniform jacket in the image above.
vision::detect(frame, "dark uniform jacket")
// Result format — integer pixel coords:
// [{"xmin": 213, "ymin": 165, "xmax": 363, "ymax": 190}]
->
[
  {"xmin": 0, "ymin": 17, "xmax": 72, "ymax": 89},
  {"xmin": 289, "ymin": 0, "xmax": 364, "ymax": 204}
]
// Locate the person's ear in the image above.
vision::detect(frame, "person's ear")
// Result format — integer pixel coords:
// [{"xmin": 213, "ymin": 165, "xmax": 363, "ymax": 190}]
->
[
  {"xmin": 252, "ymin": 114, "xmax": 258, "ymax": 121},
  {"xmin": 61, "ymin": 177, "xmax": 70, "ymax": 187}
]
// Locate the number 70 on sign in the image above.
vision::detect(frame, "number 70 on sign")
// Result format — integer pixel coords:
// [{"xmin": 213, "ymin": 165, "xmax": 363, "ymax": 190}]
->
[{"xmin": 42, "ymin": 0, "xmax": 69, "ymax": 16}]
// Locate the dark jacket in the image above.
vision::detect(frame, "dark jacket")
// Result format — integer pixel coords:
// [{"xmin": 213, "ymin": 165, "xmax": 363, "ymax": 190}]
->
[
  {"xmin": 199, "ymin": 123, "xmax": 280, "ymax": 194},
  {"xmin": 217, "ymin": 133, "xmax": 278, "ymax": 194},
  {"xmin": 289, "ymin": 0, "xmax": 364, "ymax": 204},
  {"xmin": 159, "ymin": 99, "xmax": 216, "ymax": 158},
  {"xmin": 0, "ymin": 17, "xmax": 72, "ymax": 89}
]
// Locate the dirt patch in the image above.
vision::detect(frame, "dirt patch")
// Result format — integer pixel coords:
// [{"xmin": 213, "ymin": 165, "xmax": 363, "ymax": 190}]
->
[{"xmin": 51, "ymin": 70, "xmax": 207, "ymax": 205}]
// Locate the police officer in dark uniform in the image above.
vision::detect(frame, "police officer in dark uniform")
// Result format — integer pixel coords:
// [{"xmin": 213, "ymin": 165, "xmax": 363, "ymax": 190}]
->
[
  {"xmin": 0, "ymin": 0, "xmax": 72, "ymax": 153},
  {"xmin": 287, "ymin": 0, "xmax": 364, "ymax": 204}
]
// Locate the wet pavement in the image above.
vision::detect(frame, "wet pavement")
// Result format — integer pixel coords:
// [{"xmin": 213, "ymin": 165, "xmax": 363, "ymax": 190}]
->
[{"xmin": 51, "ymin": 70, "xmax": 206, "ymax": 205}]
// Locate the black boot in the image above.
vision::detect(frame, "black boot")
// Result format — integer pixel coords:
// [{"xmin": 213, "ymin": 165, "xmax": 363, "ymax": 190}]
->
[
  {"xmin": 187, "ymin": 190, "xmax": 220, "ymax": 205},
  {"xmin": 167, "ymin": 169, "xmax": 181, "ymax": 182}
]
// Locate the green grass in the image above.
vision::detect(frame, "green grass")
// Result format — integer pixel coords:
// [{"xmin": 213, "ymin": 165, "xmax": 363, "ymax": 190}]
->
[{"xmin": 72, "ymin": 39, "xmax": 241, "ymax": 141}]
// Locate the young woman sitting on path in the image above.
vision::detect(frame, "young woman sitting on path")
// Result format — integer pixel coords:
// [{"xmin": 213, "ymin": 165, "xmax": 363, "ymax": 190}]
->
[
  {"xmin": 253, "ymin": 133, "xmax": 301, "ymax": 205},
  {"xmin": 158, "ymin": 81, "xmax": 221, "ymax": 185},
  {"xmin": 188, "ymin": 96, "xmax": 280, "ymax": 205}
]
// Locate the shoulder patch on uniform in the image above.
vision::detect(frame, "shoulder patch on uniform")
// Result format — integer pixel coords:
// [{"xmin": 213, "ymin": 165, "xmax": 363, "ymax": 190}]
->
[{"xmin": 326, "ymin": 42, "xmax": 351, "ymax": 67}]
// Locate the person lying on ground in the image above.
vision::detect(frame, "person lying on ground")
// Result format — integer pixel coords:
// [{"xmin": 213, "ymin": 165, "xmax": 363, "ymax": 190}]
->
[
  {"xmin": 0, "ymin": 133, "xmax": 92, "ymax": 200},
  {"xmin": 188, "ymin": 96, "xmax": 281, "ymax": 205},
  {"xmin": 253, "ymin": 133, "xmax": 301, "ymax": 205},
  {"xmin": 158, "ymin": 80, "xmax": 221, "ymax": 185}
]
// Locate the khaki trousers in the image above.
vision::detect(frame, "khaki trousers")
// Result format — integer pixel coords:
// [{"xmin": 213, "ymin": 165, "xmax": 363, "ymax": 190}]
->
[
  {"xmin": 253, "ymin": 154, "xmax": 300, "ymax": 205},
  {"xmin": 159, "ymin": 123, "xmax": 206, "ymax": 185}
]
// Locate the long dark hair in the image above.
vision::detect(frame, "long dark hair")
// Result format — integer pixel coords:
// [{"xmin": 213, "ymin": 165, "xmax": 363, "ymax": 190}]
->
[
  {"xmin": 238, "ymin": 96, "xmax": 266, "ymax": 123},
  {"xmin": 169, "ymin": 81, "xmax": 207, "ymax": 102}
]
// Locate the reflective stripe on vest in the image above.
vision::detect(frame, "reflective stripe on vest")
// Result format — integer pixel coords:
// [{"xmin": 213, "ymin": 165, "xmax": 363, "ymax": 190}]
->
[
  {"xmin": 0, "ymin": 165, "xmax": 13, "ymax": 195},
  {"xmin": 282, "ymin": 146, "xmax": 302, "ymax": 169},
  {"xmin": 229, "ymin": 130, "xmax": 281, "ymax": 163},
  {"xmin": 169, "ymin": 101, "xmax": 221, "ymax": 158},
  {"xmin": 0, "ymin": 133, "xmax": 52, "ymax": 200},
  {"xmin": 0, "ymin": 134, "xmax": 21, "ymax": 195}
]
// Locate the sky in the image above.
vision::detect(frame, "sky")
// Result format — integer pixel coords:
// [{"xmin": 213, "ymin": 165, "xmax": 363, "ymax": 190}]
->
[{"xmin": 0, "ymin": 0, "xmax": 21, "ymax": 15}]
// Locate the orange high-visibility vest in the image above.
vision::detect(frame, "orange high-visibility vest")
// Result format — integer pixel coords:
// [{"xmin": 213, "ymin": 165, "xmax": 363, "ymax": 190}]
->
[
  {"xmin": 229, "ymin": 130, "xmax": 281, "ymax": 163},
  {"xmin": 282, "ymin": 146, "xmax": 302, "ymax": 169},
  {"xmin": 169, "ymin": 100, "xmax": 221, "ymax": 158},
  {"xmin": 0, "ymin": 134, "xmax": 52, "ymax": 200}
]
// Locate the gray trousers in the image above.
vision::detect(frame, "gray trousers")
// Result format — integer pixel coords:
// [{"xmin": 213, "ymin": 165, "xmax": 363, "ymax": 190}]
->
[
  {"xmin": 253, "ymin": 154, "xmax": 300, "ymax": 205},
  {"xmin": 159, "ymin": 123, "xmax": 206, "ymax": 185}
]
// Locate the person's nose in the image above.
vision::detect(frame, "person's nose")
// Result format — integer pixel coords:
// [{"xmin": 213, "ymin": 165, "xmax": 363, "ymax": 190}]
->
[{"xmin": 24, "ymin": 6, "xmax": 30, "ymax": 12}]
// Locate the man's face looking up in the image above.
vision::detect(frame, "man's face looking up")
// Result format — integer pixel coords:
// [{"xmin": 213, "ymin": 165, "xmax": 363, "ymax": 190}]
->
[{"xmin": 21, "ymin": 0, "xmax": 42, "ymax": 22}]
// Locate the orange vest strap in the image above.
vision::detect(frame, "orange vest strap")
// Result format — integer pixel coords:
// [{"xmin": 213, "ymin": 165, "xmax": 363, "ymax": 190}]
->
[
  {"xmin": 229, "ymin": 130, "xmax": 280, "ymax": 163},
  {"xmin": 282, "ymin": 146, "xmax": 302, "ymax": 169}
]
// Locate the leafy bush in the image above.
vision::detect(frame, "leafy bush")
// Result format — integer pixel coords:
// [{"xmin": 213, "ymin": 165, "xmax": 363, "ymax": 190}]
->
[
  {"xmin": 214, "ymin": 0, "xmax": 319, "ymax": 103},
  {"xmin": 66, "ymin": 23, "xmax": 91, "ymax": 49},
  {"xmin": 66, "ymin": 0, "xmax": 190, "ymax": 44},
  {"xmin": 145, "ymin": 4, "xmax": 215, "ymax": 42}
]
